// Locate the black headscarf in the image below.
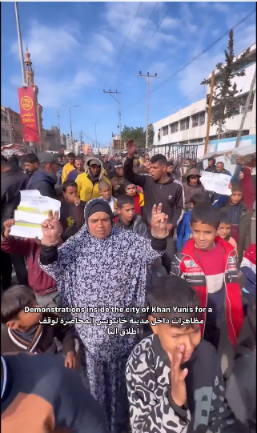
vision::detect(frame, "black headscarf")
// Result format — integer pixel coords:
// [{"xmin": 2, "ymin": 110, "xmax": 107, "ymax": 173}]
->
[{"xmin": 84, "ymin": 199, "xmax": 114, "ymax": 223}]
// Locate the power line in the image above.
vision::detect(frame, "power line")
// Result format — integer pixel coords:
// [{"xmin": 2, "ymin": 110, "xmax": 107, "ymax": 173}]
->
[
  {"xmin": 112, "ymin": 2, "xmax": 159, "ymax": 84},
  {"xmin": 142, "ymin": 4, "xmax": 172, "ymax": 51},
  {"xmin": 106, "ymin": 2, "xmax": 142, "ymax": 86},
  {"xmin": 127, "ymin": 2, "xmax": 159, "ymax": 57},
  {"xmin": 123, "ymin": 8, "xmax": 256, "ymax": 114}
]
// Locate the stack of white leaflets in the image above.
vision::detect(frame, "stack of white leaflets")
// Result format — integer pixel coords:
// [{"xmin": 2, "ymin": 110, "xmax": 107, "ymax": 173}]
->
[{"xmin": 10, "ymin": 190, "xmax": 61, "ymax": 240}]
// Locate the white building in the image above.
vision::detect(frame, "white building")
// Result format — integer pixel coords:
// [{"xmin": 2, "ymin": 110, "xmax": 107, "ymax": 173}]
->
[{"xmin": 152, "ymin": 44, "xmax": 256, "ymax": 158}]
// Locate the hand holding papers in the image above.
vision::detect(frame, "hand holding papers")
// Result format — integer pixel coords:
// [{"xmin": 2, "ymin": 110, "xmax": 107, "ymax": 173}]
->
[{"xmin": 10, "ymin": 190, "xmax": 61, "ymax": 240}]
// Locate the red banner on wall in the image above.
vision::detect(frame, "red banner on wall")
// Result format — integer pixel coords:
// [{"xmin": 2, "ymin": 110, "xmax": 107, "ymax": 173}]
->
[{"xmin": 18, "ymin": 86, "xmax": 39, "ymax": 142}]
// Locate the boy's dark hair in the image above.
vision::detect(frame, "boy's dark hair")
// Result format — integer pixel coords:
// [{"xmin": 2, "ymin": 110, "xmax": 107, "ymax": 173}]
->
[
  {"xmin": 190, "ymin": 193, "xmax": 211, "ymax": 206},
  {"xmin": 23, "ymin": 153, "xmax": 39, "ymax": 164},
  {"xmin": 191, "ymin": 203, "xmax": 220, "ymax": 229},
  {"xmin": 231, "ymin": 182, "xmax": 243, "ymax": 193},
  {"xmin": 147, "ymin": 275, "xmax": 202, "ymax": 328},
  {"xmin": 124, "ymin": 179, "xmax": 136, "ymax": 187},
  {"xmin": 219, "ymin": 210, "xmax": 231, "ymax": 225},
  {"xmin": 109, "ymin": 171, "xmax": 119, "ymax": 180},
  {"xmin": 150, "ymin": 154, "xmax": 167, "ymax": 165},
  {"xmin": 208, "ymin": 157, "xmax": 216, "ymax": 164},
  {"xmin": 117, "ymin": 195, "xmax": 134, "ymax": 208},
  {"xmin": 67, "ymin": 152, "xmax": 75, "ymax": 158},
  {"xmin": 1, "ymin": 285, "xmax": 36, "ymax": 324},
  {"xmin": 62, "ymin": 180, "xmax": 78, "ymax": 192},
  {"xmin": 74, "ymin": 156, "xmax": 84, "ymax": 162},
  {"xmin": 8, "ymin": 155, "xmax": 19, "ymax": 168}
]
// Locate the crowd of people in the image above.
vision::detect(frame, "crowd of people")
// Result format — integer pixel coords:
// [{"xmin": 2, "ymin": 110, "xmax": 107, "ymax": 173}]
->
[{"xmin": 1, "ymin": 143, "xmax": 256, "ymax": 433}]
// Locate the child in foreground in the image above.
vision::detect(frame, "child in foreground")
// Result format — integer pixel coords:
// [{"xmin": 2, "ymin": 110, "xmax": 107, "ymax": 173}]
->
[
  {"xmin": 114, "ymin": 195, "xmax": 148, "ymax": 238},
  {"xmin": 171, "ymin": 203, "xmax": 244, "ymax": 350},
  {"xmin": 98, "ymin": 180, "xmax": 117, "ymax": 213},
  {"xmin": 177, "ymin": 193, "xmax": 211, "ymax": 252},
  {"xmin": 126, "ymin": 275, "xmax": 245, "ymax": 433},
  {"xmin": 60, "ymin": 181, "xmax": 85, "ymax": 231},
  {"xmin": 1, "ymin": 285, "xmax": 77, "ymax": 369},
  {"xmin": 1, "ymin": 352, "xmax": 107, "ymax": 433},
  {"xmin": 217, "ymin": 210, "xmax": 238, "ymax": 255}
]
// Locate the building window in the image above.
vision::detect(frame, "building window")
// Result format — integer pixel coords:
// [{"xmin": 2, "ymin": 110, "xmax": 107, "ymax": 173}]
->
[
  {"xmin": 170, "ymin": 122, "xmax": 179, "ymax": 134},
  {"xmin": 162, "ymin": 126, "xmax": 168, "ymax": 136},
  {"xmin": 192, "ymin": 112, "xmax": 205, "ymax": 127},
  {"xmin": 232, "ymin": 92, "xmax": 255, "ymax": 116},
  {"xmin": 180, "ymin": 117, "xmax": 190, "ymax": 131},
  {"xmin": 158, "ymin": 129, "xmax": 161, "ymax": 141}
]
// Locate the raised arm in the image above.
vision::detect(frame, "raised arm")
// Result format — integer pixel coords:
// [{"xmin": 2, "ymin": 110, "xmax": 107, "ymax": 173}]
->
[{"xmin": 124, "ymin": 140, "xmax": 147, "ymax": 189}]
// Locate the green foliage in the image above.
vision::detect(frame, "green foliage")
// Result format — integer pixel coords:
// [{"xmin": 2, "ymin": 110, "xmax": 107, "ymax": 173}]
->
[
  {"xmin": 201, "ymin": 30, "xmax": 250, "ymax": 138},
  {"xmin": 121, "ymin": 124, "xmax": 154, "ymax": 149}
]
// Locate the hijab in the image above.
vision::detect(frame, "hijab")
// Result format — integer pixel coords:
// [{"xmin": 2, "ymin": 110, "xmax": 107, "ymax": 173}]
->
[{"xmin": 85, "ymin": 199, "xmax": 113, "ymax": 223}]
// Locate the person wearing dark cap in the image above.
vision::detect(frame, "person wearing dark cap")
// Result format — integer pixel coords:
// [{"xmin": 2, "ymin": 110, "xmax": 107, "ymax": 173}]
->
[
  {"xmin": 76, "ymin": 156, "xmax": 110, "ymax": 202},
  {"xmin": 39, "ymin": 199, "xmax": 170, "ymax": 433},
  {"xmin": 26, "ymin": 152, "xmax": 63, "ymax": 199},
  {"xmin": 114, "ymin": 161, "xmax": 124, "ymax": 184}
]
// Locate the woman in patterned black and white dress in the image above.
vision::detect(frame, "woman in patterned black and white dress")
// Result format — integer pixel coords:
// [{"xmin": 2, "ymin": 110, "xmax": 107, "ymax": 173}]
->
[{"xmin": 39, "ymin": 199, "xmax": 169, "ymax": 433}]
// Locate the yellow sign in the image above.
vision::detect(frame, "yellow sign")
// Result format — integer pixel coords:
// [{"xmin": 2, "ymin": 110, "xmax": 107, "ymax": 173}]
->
[{"xmin": 20, "ymin": 96, "xmax": 34, "ymax": 111}]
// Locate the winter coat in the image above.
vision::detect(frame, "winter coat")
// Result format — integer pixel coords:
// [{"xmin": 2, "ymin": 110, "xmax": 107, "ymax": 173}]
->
[
  {"xmin": 124, "ymin": 157, "xmax": 184, "ymax": 228},
  {"xmin": 1, "ymin": 235, "xmax": 57, "ymax": 295},
  {"xmin": 226, "ymin": 299, "xmax": 256, "ymax": 432},
  {"xmin": 114, "ymin": 214, "xmax": 148, "ymax": 238},
  {"xmin": 1, "ymin": 168, "xmax": 28, "ymax": 231},
  {"xmin": 76, "ymin": 156, "xmax": 111, "ymax": 202},
  {"xmin": 61, "ymin": 162, "xmax": 75, "ymax": 183},
  {"xmin": 240, "ymin": 244, "xmax": 256, "ymax": 302},
  {"xmin": 205, "ymin": 165, "xmax": 216, "ymax": 173},
  {"xmin": 170, "ymin": 237, "xmax": 244, "ymax": 346},
  {"xmin": 217, "ymin": 199, "xmax": 251, "ymax": 262},
  {"xmin": 182, "ymin": 168, "xmax": 206, "ymax": 205},
  {"xmin": 177, "ymin": 209, "xmax": 192, "ymax": 251},
  {"xmin": 27, "ymin": 169, "xmax": 57, "ymax": 199},
  {"xmin": 126, "ymin": 334, "xmax": 247, "ymax": 433}
]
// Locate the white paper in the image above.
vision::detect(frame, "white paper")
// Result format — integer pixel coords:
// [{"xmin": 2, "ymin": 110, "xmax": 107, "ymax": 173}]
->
[
  {"xmin": 200, "ymin": 171, "xmax": 232, "ymax": 196},
  {"xmin": 10, "ymin": 190, "xmax": 61, "ymax": 240}
]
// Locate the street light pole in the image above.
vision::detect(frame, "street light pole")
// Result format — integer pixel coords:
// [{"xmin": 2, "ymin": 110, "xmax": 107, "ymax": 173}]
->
[
  {"xmin": 137, "ymin": 72, "xmax": 159, "ymax": 148},
  {"xmin": 95, "ymin": 122, "xmax": 99, "ymax": 149},
  {"xmin": 62, "ymin": 105, "xmax": 78, "ymax": 152},
  {"xmin": 14, "ymin": 2, "xmax": 27, "ymax": 87}
]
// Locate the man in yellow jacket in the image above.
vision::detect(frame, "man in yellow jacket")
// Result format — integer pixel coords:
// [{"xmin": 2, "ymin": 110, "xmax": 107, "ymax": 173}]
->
[
  {"xmin": 76, "ymin": 157, "xmax": 110, "ymax": 202},
  {"xmin": 62, "ymin": 152, "xmax": 75, "ymax": 183}
]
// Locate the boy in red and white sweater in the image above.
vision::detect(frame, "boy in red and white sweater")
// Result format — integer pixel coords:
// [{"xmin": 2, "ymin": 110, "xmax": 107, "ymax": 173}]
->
[{"xmin": 170, "ymin": 203, "xmax": 244, "ymax": 350}]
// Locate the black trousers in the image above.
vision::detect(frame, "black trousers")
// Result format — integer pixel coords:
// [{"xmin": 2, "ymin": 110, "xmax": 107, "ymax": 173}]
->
[
  {"xmin": 1, "ymin": 250, "xmax": 28, "ymax": 290},
  {"xmin": 1, "ymin": 250, "xmax": 12, "ymax": 290}
]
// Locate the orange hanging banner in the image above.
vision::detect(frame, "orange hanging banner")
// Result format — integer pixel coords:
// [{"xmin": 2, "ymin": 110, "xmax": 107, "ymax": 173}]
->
[{"xmin": 18, "ymin": 86, "xmax": 39, "ymax": 142}]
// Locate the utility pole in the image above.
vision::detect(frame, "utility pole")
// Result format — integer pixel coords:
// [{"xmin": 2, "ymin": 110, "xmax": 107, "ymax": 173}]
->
[
  {"xmin": 94, "ymin": 122, "xmax": 99, "ymax": 149},
  {"xmin": 235, "ymin": 67, "xmax": 256, "ymax": 148},
  {"xmin": 62, "ymin": 105, "xmax": 78, "ymax": 153},
  {"xmin": 14, "ymin": 2, "xmax": 26, "ymax": 87},
  {"xmin": 137, "ymin": 72, "xmax": 159, "ymax": 148},
  {"xmin": 103, "ymin": 89, "xmax": 122, "ymax": 136},
  {"xmin": 56, "ymin": 110, "xmax": 60, "ymax": 131},
  {"xmin": 204, "ymin": 71, "xmax": 215, "ymax": 155},
  {"xmin": 79, "ymin": 130, "xmax": 83, "ymax": 153}
]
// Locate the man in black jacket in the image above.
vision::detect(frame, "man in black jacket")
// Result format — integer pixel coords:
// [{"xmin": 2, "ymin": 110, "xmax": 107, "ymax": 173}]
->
[
  {"xmin": 26, "ymin": 153, "xmax": 62, "ymax": 199},
  {"xmin": 1, "ymin": 157, "xmax": 29, "ymax": 288},
  {"xmin": 114, "ymin": 195, "xmax": 148, "ymax": 238},
  {"xmin": 205, "ymin": 157, "xmax": 216, "ymax": 173},
  {"xmin": 124, "ymin": 141, "xmax": 184, "ymax": 269}
]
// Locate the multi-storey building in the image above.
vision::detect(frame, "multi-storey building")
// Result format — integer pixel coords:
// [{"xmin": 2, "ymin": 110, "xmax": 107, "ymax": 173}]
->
[
  {"xmin": 1, "ymin": 106, "xmax": 24, "ymax": 146},
  {"xmin": 152, "ymin": 43, "xmax": 256, "ymax": 158}
]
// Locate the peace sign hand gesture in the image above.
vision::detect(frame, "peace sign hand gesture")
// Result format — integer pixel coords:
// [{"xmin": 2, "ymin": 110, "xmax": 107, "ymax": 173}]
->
[
  {"xmin": 41, "ymin": 211, "xmax": 63, "ymax": 247},
  {"xmin": 151, "ymin": 203, "xmax": 169, "ymax": 239},
  {"xmin": 168, "ymin": 345, "xmax": 188, "ymax": 407}
]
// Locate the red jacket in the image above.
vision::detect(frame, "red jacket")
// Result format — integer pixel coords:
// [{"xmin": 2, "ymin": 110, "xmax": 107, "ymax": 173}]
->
[
  {"xmin": 1, "ymin": 235, "xmax": 57, "ymax": 295},
  {"xmin": 170, "ymin": 237, "xmax": 244, "ymax": 346}
]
